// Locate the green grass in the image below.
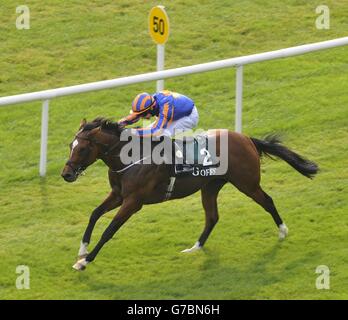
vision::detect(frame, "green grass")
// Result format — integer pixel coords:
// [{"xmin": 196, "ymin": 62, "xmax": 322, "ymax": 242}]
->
[{"xmin": 0, "ymin": 0, "xmax": 348, "ymax": 299}]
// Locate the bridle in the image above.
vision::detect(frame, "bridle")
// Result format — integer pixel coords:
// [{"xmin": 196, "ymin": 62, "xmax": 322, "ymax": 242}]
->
[
  {"xmin": 65, "ymin": 160, "xmax": 86, "ymax": 177},
  {"xmin": 65, "ymin": 129, "xmax": 122, "ymax": 177}
]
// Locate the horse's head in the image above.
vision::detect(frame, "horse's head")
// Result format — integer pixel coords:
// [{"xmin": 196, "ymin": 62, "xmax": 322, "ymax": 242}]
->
[{"xmin": 61, "ymin": 118, "xmax": 123, "ymax": 182}]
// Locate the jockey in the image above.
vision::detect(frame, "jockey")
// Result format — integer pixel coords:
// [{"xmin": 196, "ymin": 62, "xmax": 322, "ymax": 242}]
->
[
  {"xmin": 118, "ymin": 90, "xmax": 199, "ymax": 173},
  {"xmin": 118, "ymin": 90, "xmax": 199, "ymax": 137}
]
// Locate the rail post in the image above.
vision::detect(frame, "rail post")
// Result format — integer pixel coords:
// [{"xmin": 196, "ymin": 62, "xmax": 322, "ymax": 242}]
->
[
  {"xmin": 235, "ymin": 65, "xmax": 243, "ymax": 133},
  {"xmin": 39, "ymin": 99, "xmax": 49, "ymax": 177}
]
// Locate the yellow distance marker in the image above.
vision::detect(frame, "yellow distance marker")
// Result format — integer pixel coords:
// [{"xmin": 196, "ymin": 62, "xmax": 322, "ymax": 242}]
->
[
  {"xmin": 148, "ymin": 6, "xmax": 170, "ymax": 45},
  {"xmin": 148, "ymin": 6, "xmax": 170, "ymax": 91}
]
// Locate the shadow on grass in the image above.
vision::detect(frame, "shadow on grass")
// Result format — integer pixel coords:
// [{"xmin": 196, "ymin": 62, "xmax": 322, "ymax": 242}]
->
[
  {"xmin": 77, "ymin": 242, "xmax": 282, "ymax": 299},
  {"xmin": 195, "ymin": 243, "xmax": 284, "ymax": 298},
  {"xmin": 40, "ymin": 177, "xmax": 49, "ymax": 213},
  {"xmin": 77, "ymin": 240, "xmax": 322, "ymax": 299}
]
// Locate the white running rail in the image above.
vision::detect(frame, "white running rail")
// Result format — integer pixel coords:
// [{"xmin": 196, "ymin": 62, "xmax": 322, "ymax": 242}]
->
[{"xmin": 1, "ymin": 36, "xmax": 348, "ymax": 176}]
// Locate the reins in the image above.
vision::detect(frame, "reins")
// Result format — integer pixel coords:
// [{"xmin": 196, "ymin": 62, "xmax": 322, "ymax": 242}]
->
[{"xmin": 111, "ymin": 156, "xmax": 149, "ymax": 174}]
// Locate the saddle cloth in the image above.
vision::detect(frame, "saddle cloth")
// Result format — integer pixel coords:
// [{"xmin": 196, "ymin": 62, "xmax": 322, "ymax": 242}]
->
[
  {"xmin": 171, "ymin": 133, "xmax": 220, "ymax": 176},
  {"xmin": 173, "ymin": 134, "xmax": 219, "ymax": 165}
]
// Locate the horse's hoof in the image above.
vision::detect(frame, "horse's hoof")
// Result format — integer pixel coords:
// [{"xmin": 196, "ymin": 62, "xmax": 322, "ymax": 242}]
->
[
  {"xmin": 181, "ymin": 241, "xmax": 201, "ymax": 253},
  {"xmin": 279, "ymin": 224, "xmax": 288, "ymax": 240},
  {"xmin": 77, "ymin": 254, "xmax": 88, "ymax": 260},
  {"xmin": 72, "ymin": 258, "xmax": 88, "ymax": 271}
]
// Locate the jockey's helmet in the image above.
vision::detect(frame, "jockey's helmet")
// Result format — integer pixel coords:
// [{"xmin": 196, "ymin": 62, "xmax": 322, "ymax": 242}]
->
[{"xmin": 131, "ymin": 92, "xmax": 155, "ymax": 115}]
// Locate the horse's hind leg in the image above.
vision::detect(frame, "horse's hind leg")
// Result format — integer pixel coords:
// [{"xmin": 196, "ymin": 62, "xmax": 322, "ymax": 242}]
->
[
  {"xmin": 247, "ymin": 187, "xmax": 288, "ymax": 240},
  {"xmin": 182, "ymin": 179, "xmax": 226, "ymax": 253}
]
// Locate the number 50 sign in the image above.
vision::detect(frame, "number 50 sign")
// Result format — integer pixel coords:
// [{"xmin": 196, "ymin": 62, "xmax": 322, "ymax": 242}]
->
[{"xmin": 149, "ymin": 6, "xmax": 170, "ymax": 45}]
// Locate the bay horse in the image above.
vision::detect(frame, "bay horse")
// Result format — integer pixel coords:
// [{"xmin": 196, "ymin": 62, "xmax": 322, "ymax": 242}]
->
[{"xmin": 61, "ymin": 118, "xmax": 318, "ymax": 271}]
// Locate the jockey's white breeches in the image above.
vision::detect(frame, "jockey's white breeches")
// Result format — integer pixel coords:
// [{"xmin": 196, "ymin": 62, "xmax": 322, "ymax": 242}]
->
[{"xmin": 148, "ymin": 106, "xmax": 199, "ymax": 137}]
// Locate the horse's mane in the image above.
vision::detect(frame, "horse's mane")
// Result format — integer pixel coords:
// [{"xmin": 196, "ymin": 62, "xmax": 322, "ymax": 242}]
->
[{"xmin": 82, "ymin": 117, "xmax": 123, "ymax": 135}]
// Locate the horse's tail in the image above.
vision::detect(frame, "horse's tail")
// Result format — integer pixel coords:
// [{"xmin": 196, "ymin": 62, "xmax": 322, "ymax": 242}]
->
[{"xmin": 250, "ymin": 134, "xmax": 319, "ymax": 179}]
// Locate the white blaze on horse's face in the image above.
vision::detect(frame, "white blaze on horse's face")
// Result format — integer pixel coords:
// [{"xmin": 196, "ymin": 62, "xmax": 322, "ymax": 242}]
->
[
  {"xmin": 70, "ymin": 139, "xmax": 79, "ymax": 157},
  {"xmin": 72, "ymin": 139, "xmax": 79, "ymax": 150}
]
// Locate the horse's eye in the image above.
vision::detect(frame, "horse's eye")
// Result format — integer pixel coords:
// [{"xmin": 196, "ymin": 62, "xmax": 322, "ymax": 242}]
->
[{"xmin": 78, "ymin": 147, "xmax": 88, "ymax": 155}]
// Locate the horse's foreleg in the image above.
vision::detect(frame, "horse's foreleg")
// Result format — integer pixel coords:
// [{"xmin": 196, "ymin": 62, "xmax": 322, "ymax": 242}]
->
[
  {"xmin": 73, "ymin": 196, "xmax": 142, "ymax": 271},
  {"xmin": 182, "ymin": 179, "xmax": 225, "ymax": 253},
  {"xmin": 77, "ymin": 191, "xmax": 122, "ymax": 260}
]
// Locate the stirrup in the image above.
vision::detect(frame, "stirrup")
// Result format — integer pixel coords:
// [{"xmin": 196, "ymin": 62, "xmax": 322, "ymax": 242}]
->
[{"xmin": 175, "ymin": 164, "xmax": 193, "ymax": 175}]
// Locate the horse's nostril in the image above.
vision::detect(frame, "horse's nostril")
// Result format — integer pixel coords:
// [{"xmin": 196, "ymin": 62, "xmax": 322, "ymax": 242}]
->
[{"xmin": 62, "ymin": 171, "xmax": 75, "ymax": 182}]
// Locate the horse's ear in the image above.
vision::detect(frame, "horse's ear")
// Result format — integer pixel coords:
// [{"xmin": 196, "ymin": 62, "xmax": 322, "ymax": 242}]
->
[
  {"xmin": 87, "ymin": 127, "xmax": 100, "ymax": 137},
  {"xmin": 79, "ymin": 118, "xmax": 87, "ymax": 130}
]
